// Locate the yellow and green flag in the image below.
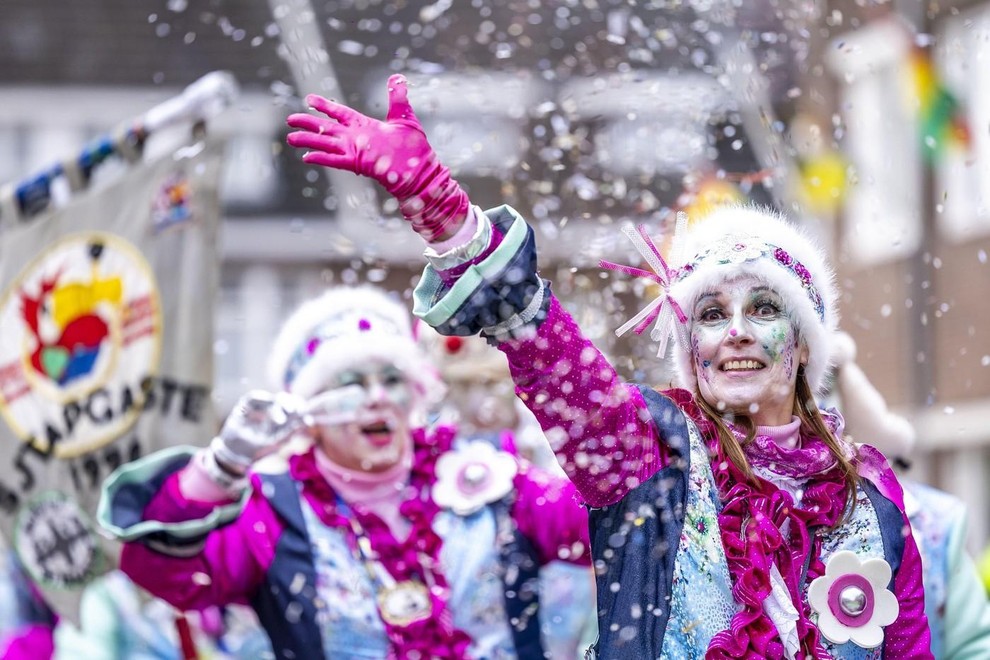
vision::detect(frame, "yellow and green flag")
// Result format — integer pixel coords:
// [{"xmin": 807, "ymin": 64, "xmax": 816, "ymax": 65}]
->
[{"xmin": 906, "ymin": 45, "xmax": 971, "ymax": 160}]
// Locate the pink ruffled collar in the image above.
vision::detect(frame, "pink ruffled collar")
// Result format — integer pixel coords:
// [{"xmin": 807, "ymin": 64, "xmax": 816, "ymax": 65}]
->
[
  {"xmin": 666, "ymin": 389, "xmax": 851, "ymax": 660},
  {"xmin": 290, "ymin": 425, "xmax": 471, "ymax": 659}
]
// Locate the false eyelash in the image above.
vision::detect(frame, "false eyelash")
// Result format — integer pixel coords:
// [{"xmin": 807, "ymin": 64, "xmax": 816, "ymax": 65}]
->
[
  {"xmin": 752, "ymin": 297, "xmax": 782, "ymax": 312},
  {"xmin": 696, "ymin": 306, "xmax": 725, "ymax": 322}
]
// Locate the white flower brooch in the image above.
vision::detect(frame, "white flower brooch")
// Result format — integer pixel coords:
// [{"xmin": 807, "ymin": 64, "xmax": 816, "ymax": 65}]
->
[
  {"xmin": 432, "ymin": 441, "xmax": 518, "ymax": 515},
  {"xmin": 808, "ymin": 550, "xmax": 900, "ymax": 648}
]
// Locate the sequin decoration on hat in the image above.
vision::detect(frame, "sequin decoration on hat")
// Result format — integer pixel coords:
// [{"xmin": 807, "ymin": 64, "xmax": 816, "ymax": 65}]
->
[{"xmin": 675, "ymin": 232, "xmax": 827, "ymax": 322}]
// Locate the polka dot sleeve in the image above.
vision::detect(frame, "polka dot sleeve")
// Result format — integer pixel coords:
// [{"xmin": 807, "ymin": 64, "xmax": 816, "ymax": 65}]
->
[{"xmin": 498, "ymin": 295, "xmax": 668, "ymax": 508}]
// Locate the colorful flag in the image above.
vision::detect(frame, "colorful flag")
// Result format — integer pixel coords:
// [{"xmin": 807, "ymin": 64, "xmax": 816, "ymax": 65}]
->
[{"xmin": 906, "ymin": 45, "xmax": 972, "ymax": 160}]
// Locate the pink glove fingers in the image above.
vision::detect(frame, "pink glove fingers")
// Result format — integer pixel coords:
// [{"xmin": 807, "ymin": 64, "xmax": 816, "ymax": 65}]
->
[
  {"xmin": 383, "ymin": 76, "xmax": 419, "ymax": 124},
  {"xmin": 305, "ymin": 94, "xmax": 364, "ymax": 125},
  {"xmin": 286, "ymin": 74, "xmax": 469, "ymax": 243},
  {"xmin": 286, "ymin": 130, "xmax": 346, "ymax": 154},
  {"xmin": 301, "ymin": 152, "xmax": 352, "ymax": 169},
  {"xmin": 285, "ymin": 113, "xmax": 344, "ymax": 137}
]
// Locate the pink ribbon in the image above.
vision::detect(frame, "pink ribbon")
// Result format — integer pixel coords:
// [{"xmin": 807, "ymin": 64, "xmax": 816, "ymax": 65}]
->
[{"xmin": 599, "ymin": 214, "xmax": 689, "ymax": 357}]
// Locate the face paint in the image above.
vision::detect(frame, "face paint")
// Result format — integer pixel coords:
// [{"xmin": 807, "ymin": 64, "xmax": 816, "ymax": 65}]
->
[
  {"xmin": 307, "ymin": 361, "xmax": 416, "ymax": 473},
  {"xmin": 336, "ymin": 364, "xmax": 413, "ymax": 409},
  {"xmin": 690, "ymin": 275, "xmax": 809, "ymax": 426},
  {"xmin": 305, "ymin": 385, "xmax": 366, "ymax": 426},
  {"xmin": 693, "ymin": 334, "xmax": 713, "ymax": 385}
]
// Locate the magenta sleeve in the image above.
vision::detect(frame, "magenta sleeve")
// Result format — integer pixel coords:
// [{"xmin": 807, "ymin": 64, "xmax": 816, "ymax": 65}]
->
[
  {"xmin": 119, "ymin": 474, "xmax": 281, "ymax": 612},
  {"xmin": 510, "ymin": 462, "xmax": 591, "ymax": 566},
  {"xmin": 0, "ymin": 624, "xmax": 53, "ymax": 660},
  {"xmin": 883, "ymin": 508, "xmax": 934, "ymax": 657},
  {"xmin": 498, "ymin": 295, "xmax": 667, "ymax": 507}
]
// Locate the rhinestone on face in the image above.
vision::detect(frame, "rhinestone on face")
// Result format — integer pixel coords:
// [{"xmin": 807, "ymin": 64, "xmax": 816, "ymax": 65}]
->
[{"xmin": 838, "ymin": 585, "xmax": 868, "ymax": 617}]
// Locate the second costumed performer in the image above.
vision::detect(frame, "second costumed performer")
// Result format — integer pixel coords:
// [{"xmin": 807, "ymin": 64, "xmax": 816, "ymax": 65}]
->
[{"xmin": 98, "ymin": 285, "xmax": 591, "ymax": 660}]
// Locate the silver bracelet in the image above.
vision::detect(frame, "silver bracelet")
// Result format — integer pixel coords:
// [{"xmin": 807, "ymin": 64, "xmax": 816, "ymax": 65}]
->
[{"xmin": 201, "ymin": 449, "xmax": 249, "ymax": 497}]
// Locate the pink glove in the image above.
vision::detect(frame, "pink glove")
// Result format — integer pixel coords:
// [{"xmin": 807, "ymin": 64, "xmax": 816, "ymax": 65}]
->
[{"xmin": 286, "ymin": 74, "xmax": 469, "ymax": 243}]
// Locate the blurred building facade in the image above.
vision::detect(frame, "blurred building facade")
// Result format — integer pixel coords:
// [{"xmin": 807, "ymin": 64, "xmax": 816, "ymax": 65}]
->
[
  {"xmin": 1, "ymin": 0, "xmax": 989, "ymax": 548},
  {"xmin": 821, "ymin": 0, "xmax": 990, "ymax": 549}
]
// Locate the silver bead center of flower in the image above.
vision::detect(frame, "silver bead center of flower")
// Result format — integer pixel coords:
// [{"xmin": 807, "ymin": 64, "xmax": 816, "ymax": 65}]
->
[
  {"xmin": 838, "ymin": 585, "xmax": 867, "ymax": 616},
  {"xmin": 462, "ymin": 464, "xmax": 488, "ymax": 487}
]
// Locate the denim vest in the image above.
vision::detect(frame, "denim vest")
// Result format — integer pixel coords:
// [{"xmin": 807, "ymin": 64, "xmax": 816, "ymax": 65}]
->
[
  {"xmin": 251, "ymin": 471, "xmax": 543, "ymax": 659},
  {"xmin": 588, "ymin": 387, "xmax": 906, "ymax": 659}
]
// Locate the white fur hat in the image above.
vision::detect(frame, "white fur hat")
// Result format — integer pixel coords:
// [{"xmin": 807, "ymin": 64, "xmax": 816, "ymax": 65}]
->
[
  {"xmin": 667, "ymin": 205, "xmax": 839, "ymax": 395},
  {"xmin": 267, "ymin": 286, "xmax": 444, "ymax": 403}
]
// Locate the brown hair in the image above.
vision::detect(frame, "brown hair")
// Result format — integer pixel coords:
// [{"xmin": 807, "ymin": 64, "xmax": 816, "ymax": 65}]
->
[{"xmin": 695, "ymin": 366, "xmax": 859, "ymax": 527}]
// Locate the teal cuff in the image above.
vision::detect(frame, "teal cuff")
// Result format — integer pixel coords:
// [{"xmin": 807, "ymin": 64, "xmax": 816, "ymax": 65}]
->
[
  {"xmin": 413, "ymin": 205, "xmax": 529, "ymax": 327},
  {"xmin": 96, "ymin": 445, "xmax": 249, "ymax": 543}
]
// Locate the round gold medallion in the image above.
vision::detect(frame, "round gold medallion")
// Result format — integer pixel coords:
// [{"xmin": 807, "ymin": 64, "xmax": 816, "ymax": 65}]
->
[{"xmin": 377, "ymin": 580, "xmax": 432, "ymax": 626}]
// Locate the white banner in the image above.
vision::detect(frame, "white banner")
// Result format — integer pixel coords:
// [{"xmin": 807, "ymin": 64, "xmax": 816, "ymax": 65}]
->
[{"xmin": 0, "ymin": 136, "xmax": 225, "ymax": 619}]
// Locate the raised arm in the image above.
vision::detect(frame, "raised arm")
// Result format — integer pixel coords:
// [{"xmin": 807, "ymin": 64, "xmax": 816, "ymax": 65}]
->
[
  {"xmin": 286, "ymin": 78, "xmax": 675, "ymax": 507},
  {"xmin": 98, "ymin": 391, "xmax": 302, "ymax": 610},
  {"xmin": 409, "ymin": 206, "xmax": 669, "ymax": 509}
]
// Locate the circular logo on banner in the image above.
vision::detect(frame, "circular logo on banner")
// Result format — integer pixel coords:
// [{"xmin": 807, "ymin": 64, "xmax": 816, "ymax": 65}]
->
[
  {"xmin": 0, "ymin": 232, "xmax": 162, "ymax": 458},
  {"xmin": 14, "ymin": 491, "xmax": 103, "ymax": 589}
]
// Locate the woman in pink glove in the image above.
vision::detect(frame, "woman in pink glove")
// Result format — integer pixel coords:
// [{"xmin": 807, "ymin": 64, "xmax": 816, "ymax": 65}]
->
[
  {"xmin": 284, "ymin": 75, "xmax": 933, "ymax": 658},
  {"xmin": 98, "ymin": 285, "xmax": 591, "ymax": 660}
]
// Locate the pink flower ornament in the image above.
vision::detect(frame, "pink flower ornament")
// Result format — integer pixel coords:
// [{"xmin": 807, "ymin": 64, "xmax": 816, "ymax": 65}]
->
[
  {"xmin": 808, "ymin": 550, "xmax": 900, "ymax": 648},
  {"xmin": 432, "ymin": 441, "xmax": 517, "ymax": 515}
]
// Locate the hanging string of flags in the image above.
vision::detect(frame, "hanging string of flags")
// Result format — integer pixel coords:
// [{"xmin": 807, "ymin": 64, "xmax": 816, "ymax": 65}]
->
[
  {"xmin": 2, "ymin": 70, "xmax": 239, "ymax": 222},
  {"xmin": 905, "ymin": 44, "xmax": 972, "ymax": 161}
]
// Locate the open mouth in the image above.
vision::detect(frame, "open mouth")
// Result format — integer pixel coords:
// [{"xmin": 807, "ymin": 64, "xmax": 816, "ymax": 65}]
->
[
  {"xmin": 720, "ymin": 359, "xmax": 766, "ymax": 372},
  {"xmin": 360, "ymin": 420, "xmax": 394, "ymax": 446}
]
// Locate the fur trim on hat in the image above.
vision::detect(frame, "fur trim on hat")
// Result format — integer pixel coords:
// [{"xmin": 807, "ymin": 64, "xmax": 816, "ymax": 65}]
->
[
  {"xmin": 667, "ymin": 205, "xmax": 838, "ymax": 395},
  {"xmin": 267, "ymin": 286, "xmax": 444, "ymax": 404}
]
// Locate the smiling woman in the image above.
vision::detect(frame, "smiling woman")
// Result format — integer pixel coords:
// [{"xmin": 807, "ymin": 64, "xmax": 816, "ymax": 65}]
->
[
  {"xmin": 690, "ymin": 278, "xmax": 806, "ymax": 426},
  {"xmin": 662, "ymin": 208, "xmax": 862, "ymax": 507},
  {"xmin": 282, "ymin": 76, "xmax": 935, "ymax": 658}
]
